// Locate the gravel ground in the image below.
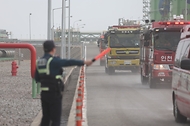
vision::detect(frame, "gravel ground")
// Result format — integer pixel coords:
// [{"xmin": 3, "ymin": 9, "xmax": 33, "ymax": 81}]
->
[
  {"xmin": 0, "ymin": 60, "xmax": 41, "ymax": 126},
  {"xmin": 0, "ymin": 60, "xmax": 80, "ymax": 126},
  {"xmin": 0, "ymin": 45, "xmax": 82, "ymax": 126}
]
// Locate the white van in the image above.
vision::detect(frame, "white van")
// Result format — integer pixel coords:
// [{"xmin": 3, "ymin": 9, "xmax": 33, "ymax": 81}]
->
[{"xmin": 172, "ymin": 24, "xmax": 190, "ymax": 123}]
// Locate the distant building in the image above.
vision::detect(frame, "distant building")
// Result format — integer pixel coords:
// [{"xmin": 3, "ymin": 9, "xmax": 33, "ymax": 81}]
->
[
  {"xmin": 0, "ymin": 29, "xmax": 9, "ymax": 39},
  {"xmin": 0, "ymin": 29, "xmax": 19, "ymax": 43}
]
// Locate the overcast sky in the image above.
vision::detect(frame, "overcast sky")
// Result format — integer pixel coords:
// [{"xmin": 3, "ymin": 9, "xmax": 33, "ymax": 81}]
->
[{"xmin": 0, "ymin": 0, "xmax": 143, "ymax": 39}]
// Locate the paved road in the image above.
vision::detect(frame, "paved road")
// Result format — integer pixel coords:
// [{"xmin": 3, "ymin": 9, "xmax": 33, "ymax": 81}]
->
[{"xmin": 85, "ymin": 44, "xmax": 190, "ymax": 126}]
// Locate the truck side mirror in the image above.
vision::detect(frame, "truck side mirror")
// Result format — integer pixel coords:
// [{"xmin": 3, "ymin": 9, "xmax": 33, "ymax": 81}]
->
[
  {"xmin": 181, "ymin": 59, "xmax": 190, "ymax": 70},
  {"xmin": 144, "ymin": 41, "xmax": 149, "ymax": 46}
]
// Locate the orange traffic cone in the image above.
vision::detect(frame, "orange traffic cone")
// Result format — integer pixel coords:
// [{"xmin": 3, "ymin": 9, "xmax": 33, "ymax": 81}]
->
[
  {"xmin": 76, "ymin": 98, "xmax": 82, "ymax": 126},
  {"xmin": 78, "ymin": 87, "xmax": 83, "ymax": 100}
]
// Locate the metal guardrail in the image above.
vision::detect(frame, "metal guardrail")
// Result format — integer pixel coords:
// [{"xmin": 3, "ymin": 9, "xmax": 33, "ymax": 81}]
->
[{"xmin": 70, "ymin": 47, "xmax": 82, "ymax": 59}]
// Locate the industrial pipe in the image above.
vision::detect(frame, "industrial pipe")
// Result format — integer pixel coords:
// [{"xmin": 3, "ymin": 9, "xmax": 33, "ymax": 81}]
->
[{"xmin": 0, "ymin": 43, "xmax": 36, "ymax": 78}]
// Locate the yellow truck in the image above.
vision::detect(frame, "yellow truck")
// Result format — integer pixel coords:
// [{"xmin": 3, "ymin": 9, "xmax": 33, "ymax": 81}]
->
[{"xmin": 104, "ymin": 25, "xmax": 141, "ymax": 74}]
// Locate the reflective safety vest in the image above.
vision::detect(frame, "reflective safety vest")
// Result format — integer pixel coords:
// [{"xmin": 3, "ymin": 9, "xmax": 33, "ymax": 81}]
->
[{"xmin": 36, "ymin": 57, "xmax": 63, "ymax": 92}]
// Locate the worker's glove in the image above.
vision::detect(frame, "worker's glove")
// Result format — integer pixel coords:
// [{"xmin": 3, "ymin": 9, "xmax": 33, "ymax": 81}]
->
[{"xmin": 84, "ymin": 60, "xmax": 93, "ymax": 66}]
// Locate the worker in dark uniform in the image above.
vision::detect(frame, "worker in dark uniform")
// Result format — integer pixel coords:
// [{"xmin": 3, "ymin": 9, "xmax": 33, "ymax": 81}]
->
[{"xmin": 35, "ymin": 40, "xmax": 93, "ymax": 126}]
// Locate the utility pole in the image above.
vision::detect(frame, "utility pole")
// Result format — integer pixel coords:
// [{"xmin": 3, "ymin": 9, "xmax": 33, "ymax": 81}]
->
[
  {"xmin": 186, "ymin": 0, "xmax": 188, "ymax": 20},
  {"xmin": 142, "ymin": 0, "xmax": 150, "ymax": 21},
  {"xmin": 61, "ymin": 0, "xmax": 66, "ymax": 58},
  {"xmin": 29, "ymin": 13, "xmax": 32, "ymax": 42},
  {"xmin": 47, "ymin": 0, "xmax": 52, "ymax": 39},
  {"xmin": 52, "ymin": 7, "xmax": 62, "ymax": 40},
  {"xmin": 68, "ymin": 0, "xmax": 71, "ymax": 59}
]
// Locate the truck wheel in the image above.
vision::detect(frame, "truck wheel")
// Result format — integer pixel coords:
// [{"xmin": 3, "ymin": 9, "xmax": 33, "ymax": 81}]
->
[
  {"xmin": 149, "ymin": 77, "xmax": 156, "ymax": 88},
  {"xmin": 140, "ymin": 68, "xmax": 147, "ymax": 85},
  {"xmin": 173, "ymin": 97, "xmax": 187, "ymax": 123},
  {"xmin": 141, "ymin": 75, "xmax": 148, "ymax": 85}
]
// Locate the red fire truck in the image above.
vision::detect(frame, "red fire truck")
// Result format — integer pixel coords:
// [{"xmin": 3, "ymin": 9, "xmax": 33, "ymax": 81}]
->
[
  {"xmin": 140, "ymin": 17, "xmax": 190, "ymax": 88},
  {"xmin": 98, "ymin": 35, "xmax": 106, "ymax": 66}
]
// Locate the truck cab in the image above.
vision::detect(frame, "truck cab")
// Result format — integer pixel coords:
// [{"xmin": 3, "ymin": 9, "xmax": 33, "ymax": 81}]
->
[
  {"xmin": 140, "ymin": 19, "xmax": 189, "ymax": 88},
  {"xmin": 104, "ymin": 25, "xmax": 141, "ymax": 75}
]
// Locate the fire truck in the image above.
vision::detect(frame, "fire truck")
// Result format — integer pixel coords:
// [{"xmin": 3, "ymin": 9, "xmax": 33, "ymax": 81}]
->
[
  {"xmin": 98, "ymin": 34, "xmax": 106, "ymax": 66},
  {"xmin": 140, "ymin": 15, "xmax": 190, "ymax": 88},
  {"xmin": 104, "ymin": 22, "xmax": 141, "ymax": 75}
]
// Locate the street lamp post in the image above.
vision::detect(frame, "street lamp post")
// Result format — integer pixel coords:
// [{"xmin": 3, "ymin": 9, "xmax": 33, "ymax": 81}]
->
[
  {"xmin": 61, "ymin": 0, "xmax": 66, "ymax": 59},
  {"xmin": 77, "ymin": 26, "xmax": 84, "ymax": 42},
  {"xmin": 72, "ymin": 20, "xmax": 82, "ymax": 42},
  {"xmin": 186, "ymin": 0, "xmax": 188, "ymax": 20},
  {"xmin": 52, "ymin": 7, "xmax": 62, "ymax": 40},
  {"xmin": 77, "ymin": 24, "xmax": 85, "ymax": 31},
  {"xmin": 77, "ymin": 26, "xmax": 84, "ymax": 58},
  {"xmin": 76, "ymin": 24, "xmax": 85, "ymax": 42},
  {"xmin": 52, "ymin": 7, "xmax": 72, "ymax": 40},
  {"xmin": 29, "ymin": 13, "xmax": 32, "ymax": 42},
  {"xmin": 73, "ymin": 20, "xmax": 82, "ymax": 31},
  {"xmin": 48, "ymin": 0, "xmax": 52, "ymax": 39},
  {"xmin": 68, "ymin": 0, "xmax": 71, "ymax": 59}
]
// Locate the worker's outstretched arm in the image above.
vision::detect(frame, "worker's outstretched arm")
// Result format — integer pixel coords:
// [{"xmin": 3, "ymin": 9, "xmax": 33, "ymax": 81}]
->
[{"xmin": 53, "ymin": 57, "xmax": 93, "ymax": 67}]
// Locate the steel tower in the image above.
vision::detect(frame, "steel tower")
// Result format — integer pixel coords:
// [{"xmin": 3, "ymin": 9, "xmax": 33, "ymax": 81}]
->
[{"xmin": 142, "ymin": 0, "xmax": 150, "ymax": 21}]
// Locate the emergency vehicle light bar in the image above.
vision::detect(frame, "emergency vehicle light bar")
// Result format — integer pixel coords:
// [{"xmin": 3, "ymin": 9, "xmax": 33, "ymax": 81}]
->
[
  {"xmin": 112, "ymin": 25, "xmax": 141, "ymax": 28},
  {"xmin": 159, "ymin": 21, "xmax": 190, "ymax": 25}
]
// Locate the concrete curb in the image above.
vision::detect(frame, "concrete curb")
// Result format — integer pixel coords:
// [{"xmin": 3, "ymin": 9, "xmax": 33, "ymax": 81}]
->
[
  {"xmin": 30, "ymin": 67, "xmax": 76, "ymax": 126},
  {"xmin": 66, "ymin": 67, "xmax": 81, "ymax": 126},
  {"xmin": 67, "ymin": 66, "xmax": 88, "ymax": 126}
]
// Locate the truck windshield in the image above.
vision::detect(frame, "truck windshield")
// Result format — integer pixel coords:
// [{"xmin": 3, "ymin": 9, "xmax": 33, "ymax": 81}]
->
[
  {"xmin": 154, "ymin": 32, "xmax": 180, "ymax": 51},
  {"xmin": 110, "ymin": 33, "xmax": 140, "ymax": 48}
]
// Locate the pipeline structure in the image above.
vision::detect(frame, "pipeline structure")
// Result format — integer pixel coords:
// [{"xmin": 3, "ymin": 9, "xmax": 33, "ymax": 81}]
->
[
  {"xmin": 0, "ymin": 50, "xmax": 15, "ymax": 57},
  {"xmin": 0, "ymin": 49, "xmax": 15, "ymax": 61}
]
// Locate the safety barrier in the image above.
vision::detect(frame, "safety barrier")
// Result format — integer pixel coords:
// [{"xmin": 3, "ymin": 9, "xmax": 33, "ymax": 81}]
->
[
  {"xmin": 75, "ymin": 44, "xmax": 87, "ymax": 126},
  {"xmin": 75, "ymin": 65, "xmax": 87, "ymax": 126}
]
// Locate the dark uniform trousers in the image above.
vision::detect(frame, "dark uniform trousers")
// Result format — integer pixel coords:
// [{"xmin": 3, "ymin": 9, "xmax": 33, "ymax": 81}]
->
[{"xmin": 40, "ymin": 79, "xmax": 63, "ymax": 126}]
